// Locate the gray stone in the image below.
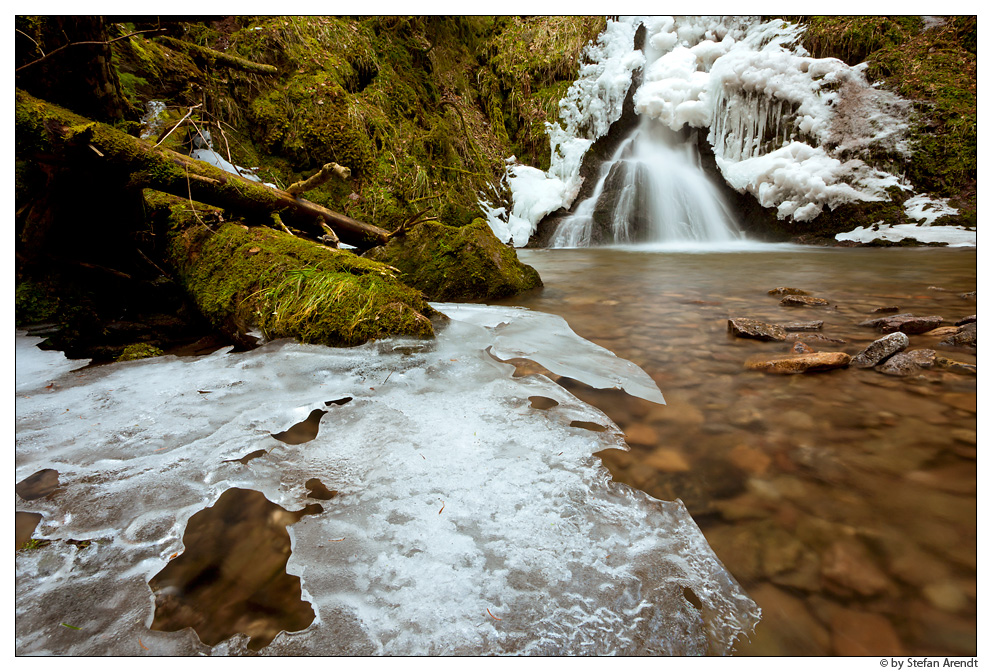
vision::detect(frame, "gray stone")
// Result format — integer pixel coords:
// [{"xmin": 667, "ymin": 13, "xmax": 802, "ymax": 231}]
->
[
  {"xmin": 780, "ymin": 295, "xmax": 830, "ymax": 306},
  {"xmin": 851, "ymin": 331, "xmax": 910, "ymax": 368},
  {"xmin": 876, "ymin": 349, "xmax": 937, "ymax": 376},
  {"xmin": 858, "ymin": 313, "xmax": 944, "ymax": 334},
  {"xmin": 728, "ymin": 317, "xmax": 786, "ymax": 341},
  {"xmin": 782, "ymin": 320, "xmax": 823, "ymax": 331}
]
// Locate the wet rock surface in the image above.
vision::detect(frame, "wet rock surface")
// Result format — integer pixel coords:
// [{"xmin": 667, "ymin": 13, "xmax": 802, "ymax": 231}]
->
[
  {"xmin": 851, "ymin": 332, "xmax": 909, "ymax": 368},
  {"xmin": 782, "ymin": 320, "xmax": 823, "ymax": 331},
  {"xmin": 876, "ymin": 349, "xmax": 937, "ymax": 376},
  {"xmin": 780, "ymin": 295, "xmax": 830, "ymax": 307},
  {"xmin": 745, "ymin": 352, "xmax": 851, "ymax": 374},
  {"xmin": 728, "ymin": 317, "xmax": 786, "ymax": 341},
  {"xmin": 940, "ymin": 321, "xmax": 976, "ymax": 349},
  {"xmin": 859, "ymin": 313, "xmax": 944, "ymax": 334}
]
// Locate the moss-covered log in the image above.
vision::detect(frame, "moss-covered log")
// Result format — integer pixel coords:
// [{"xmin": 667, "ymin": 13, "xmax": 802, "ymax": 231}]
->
[
  {"xmin": 158, "ymin": 35, "xmax": 279, "ymax": 74},
  {"xmin": 164, "ymin": 211, "xmax": 437, "ymax": 347},
  {"xmin": 15, "ymin": 89, "xmax": 389, "ymax": 249},
  {"xmin": 365, "ymin": 218, "xmax": 542, "ymax": 301}
]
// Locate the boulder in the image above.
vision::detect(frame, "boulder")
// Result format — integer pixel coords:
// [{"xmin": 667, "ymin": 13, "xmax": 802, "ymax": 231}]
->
[
  {"xmin": 768, "ymin": 287, "xmax": 810, "ymax": 296},
  {"xmin": 858, "ymin": 313, "xmax": 944, "ymax": 334},
  {"xmin": 782, "ymin": 320, "xmax": 823, "ymax": 331},
  {"xmin": 364, "ymin": 219, "xmax": 542, "ymax": 301},
  {"xmin": 780, "ymin": 295, "xmax": 830, "ymax": 306},
  {"xmin": 940, "ymin": 321, "xmax": 976, "ymax": 349},
  {"xmin": 728, "ymin": 317, "xmax": 786, "ymax": 341},
  {"xmin": 850, "ymin": 331, "xmax": 909, "ymax": 368},
  {"xmin": 876, "ymin": 349, "xmax": 937, "ymax": 376},
  {"xmin": 745, "ymin": 352, "xmax": 851, "ymax": 374}
]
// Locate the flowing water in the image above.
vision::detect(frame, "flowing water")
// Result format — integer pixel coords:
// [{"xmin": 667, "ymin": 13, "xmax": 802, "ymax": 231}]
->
[{"xmin": 498, "ymin": 246, "xmax": 977, "ymax": 656}]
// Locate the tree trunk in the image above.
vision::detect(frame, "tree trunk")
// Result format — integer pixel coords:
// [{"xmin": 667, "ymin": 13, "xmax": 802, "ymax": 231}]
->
[{"xmin": 15, "ymin": 89, "xmax": 390, "ymax": 250}]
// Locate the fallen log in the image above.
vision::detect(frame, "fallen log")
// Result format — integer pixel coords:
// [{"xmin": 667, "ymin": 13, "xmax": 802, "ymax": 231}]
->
[
  {"xmin": 15, "ymin": 89, "xmax": 389, "ymax": 249},
  {"xmin": 157, "ymin": 35, "xmax": 279, "ymax": 75}
]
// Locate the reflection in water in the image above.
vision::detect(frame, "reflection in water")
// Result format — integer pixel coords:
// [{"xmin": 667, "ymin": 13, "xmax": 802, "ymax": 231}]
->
[
  {"xmin": 149, "ymin": 488, "xmax": 322, "ymax": 650},
  {"xmin": 502, "ymin": 247, "xmax": 976, "ymax": 656},
  {"xmin": 271, "ymin": 409, "xmax": 327, "ymax": 445},
  {"xmin": 528, "ymin": 396, "xmax": 560, "ymax": 410}
]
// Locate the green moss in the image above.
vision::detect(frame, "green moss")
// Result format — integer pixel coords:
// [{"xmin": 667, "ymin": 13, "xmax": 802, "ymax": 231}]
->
[
  {"xmin": 364, "ymin": 218, "xmax": 542, "ymax": 301},
  {"xmin": 167, "ymin": 221, "xmax": 435, "ymax": 346},
  {"xmin": 15, "ymin": 281, "xmax": 59, "ymax": 325},
  {"xmin": 116, "ymin": 343, "xmax": 165, "ymax": 361}
]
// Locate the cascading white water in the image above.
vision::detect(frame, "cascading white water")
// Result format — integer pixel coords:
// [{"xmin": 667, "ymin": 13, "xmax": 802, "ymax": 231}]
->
[{"xmin": 549, "ymin": 118, "xmax": 741, "ymax": 248}]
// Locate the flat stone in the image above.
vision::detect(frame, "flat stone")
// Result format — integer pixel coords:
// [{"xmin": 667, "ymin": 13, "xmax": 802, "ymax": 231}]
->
[
  {"xmin": 728, "ymin": 317, "xmax": 786, "ymax": 341},
  {"xmin": 782, "ymin": 320, "xmax": 823, "ymax": 331},
  {"xmin": 940, "ymin": 321, "xmax": 976, "ymax": 348},
  {"xmin": 870, "ymin": 305, "xmax": 901, "ymax": 313},
  {"xmin": 780, "ymin": 295, "xmax": 830, "ymax": 307},
  {"xmin": 829, "ymin": 608, "xmax": 906, "ymax": 656},
  {"xmin": 851, "ymin": 331, "xmax": 909, "ymax": 368},
  {"xmin": 935, "ymin": 356, "xmax": 976, "ymax": 375},
  {"xmin": 876, "ymin": 349, "xmax": 937, "ymax": 376},
  {"xmin": 745, "ymin": 352, "xmax": 851, "ymax": 374},
  {"xmin": 955, "ymin": 315, "xmax": 976, "ymax": 326},
  {"xmin": 922, "ymin": 325, "xmax": 960, "ymax": 337},
  {"xmin": 859, "ymin": 313, "xmax": 944, "ymax": 334},
  {"xmin": 768, "ymin": 287, "xmax": 810, "ymax": 296}
]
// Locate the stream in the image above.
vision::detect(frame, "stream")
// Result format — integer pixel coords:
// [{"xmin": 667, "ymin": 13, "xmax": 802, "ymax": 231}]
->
[{"xmin": 496, "ymin": 245, "xmax": 977, "ymax": 656}]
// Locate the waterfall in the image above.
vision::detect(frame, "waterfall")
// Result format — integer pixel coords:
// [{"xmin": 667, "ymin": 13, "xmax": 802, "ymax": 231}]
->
[{"xmin": 549, "ymin": 119, "xmax": 741, "ymax": 248}]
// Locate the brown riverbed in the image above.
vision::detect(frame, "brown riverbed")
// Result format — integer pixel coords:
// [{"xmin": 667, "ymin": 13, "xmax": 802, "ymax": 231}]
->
[{"xmin": 498, "ymin": 245, "xmax": 977, "ymax": 656}]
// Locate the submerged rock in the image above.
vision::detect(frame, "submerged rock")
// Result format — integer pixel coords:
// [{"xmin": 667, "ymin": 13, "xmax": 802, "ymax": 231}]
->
[
  {"xmin": 935, "ymin": 356, "xmax": 976, "ymax": 375},
  {"xmin": 955, "ymin": 315, "xmax": 976, "ymax": 326},
  {"xmin": 870, "ymin": 305, "xmax": 901, "ymax": 314},
  {"xmin": 858, "ymin": 313, "xmax": 944, "ymax": 334},
  {"xmin": 728, "ymin": 317, "xmax": 786, "ymax": 341},
  {"xmin": 767, "ymin": 287, "xmax": 810, "ymax": 296},
  {"xmin": 786, "ymin": 333, "xmax": 847, "ymax": 344},
  {"xmin": 851, "ymin": 332, "xmax": 909, "ymax": 368},
  {"xmin": 745, "ymin": 352, "xmax": 851, "ymax": 374},
  {"xmin": 782, "ymin": 320, "xmax": 823, "ymax": 331},
  {"xmin": 365, "ymin": 219, "xmax": 542, "ymax": 301},
  {"xmin": 922, "ymin": 326, "xmax": 961, "ymax": 338},
  {"xmin": 876, "ymin": 349, "xmax": 937, "ymax": 376},
  {"xmin": 780, "ymin": 295, "xmax": 830, "ymax": 307},
  {"xmin": 791, "ymin": 341, "xmax": 815, "ymax": 354}
]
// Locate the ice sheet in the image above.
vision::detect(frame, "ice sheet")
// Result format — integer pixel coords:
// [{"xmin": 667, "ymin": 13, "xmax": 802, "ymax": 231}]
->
[{"xmin": 15, "ymin": 307, "xmax": 755, "ymax": 655}]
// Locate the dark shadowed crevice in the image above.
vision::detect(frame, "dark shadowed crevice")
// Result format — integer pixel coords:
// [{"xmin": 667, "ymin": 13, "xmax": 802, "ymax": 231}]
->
[{"xmin": 149, "ymin": 487, "xmax": 322, "ymax": 651}]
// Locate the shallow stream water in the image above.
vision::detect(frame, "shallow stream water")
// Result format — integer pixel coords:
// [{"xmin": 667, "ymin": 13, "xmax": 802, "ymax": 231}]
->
[{"xmin": 498, "ymin": 245, "xmax": 977, "ymax": 656}]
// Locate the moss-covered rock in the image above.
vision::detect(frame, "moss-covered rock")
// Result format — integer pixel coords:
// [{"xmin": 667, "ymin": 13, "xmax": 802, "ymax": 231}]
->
[
  {"xmin": 364, "ymin": 218, "xmax": 542, "ymax": 301},
  {"xmin": 116, "ymin": 343, "xmax": 165, "ymax": 361},
  {"xmin": 166, "ymin": 219, "xmax": 436, "ymax": 347}
]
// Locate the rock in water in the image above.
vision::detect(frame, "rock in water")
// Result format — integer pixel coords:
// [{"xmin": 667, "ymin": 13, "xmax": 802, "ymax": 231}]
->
[
  {"xmin": 851, "ymin": 332, "xmax": 910, "ymax": 368},
  {"xmin": 940, "ymin": 322, "xmax": 976, "ymax": 349},
  {"xmin": 858, "ymin": 313, "xmax": 944, "ymax": 334},
  {"xmin": 935, "ymin": 356, "xmax": 976, "ymax": 375},
  {"xmin": 876, "ymin": 349, "xmax": 937, "ymax": 376},
  {"xmin": 767, "ymin": 287, "xmax": 810, "ymax": 296},
  {"xmin": 782, "ymin": 320, "xmax": 823, "ymax": 331},
  {"xmin": 780, "ymin": 295, "xmax": 830, "ymax": 307},
  {"xmin": 955, "ymin": 315, "xmax": 976, "ymax": 326},
  {"xmin": 728, "ymin": 318, "xmax": 786, "ymax": 341},
  {"xmin": 745, "ymin": 352, "xmax": 851, "ymax": 374}
]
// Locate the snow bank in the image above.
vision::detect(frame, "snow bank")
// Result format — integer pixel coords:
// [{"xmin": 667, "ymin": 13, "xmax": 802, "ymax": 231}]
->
[
  {"xmin": 836, "ymin": 222, "xmax": 975, "ymax": 247},
  {"xmin": 903, "ymin": 194, "xmax": 960, "ymax": 225},
  {"xmin": 15, "ymin": 332, "xmax": 90, "ymax": 394},
  {"xmin": 15, "ymin": 306, "xmax": 758, "ymax": 655}
]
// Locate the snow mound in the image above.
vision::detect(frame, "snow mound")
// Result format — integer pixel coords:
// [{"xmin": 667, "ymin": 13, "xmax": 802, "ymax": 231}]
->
[
  {"xmin": 835, "ymin": 222, "xmax": 975, "ymax": 247},
  {"xmin": 15, "ymin": 306, "xmax": 757, "ymax": 655}
]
